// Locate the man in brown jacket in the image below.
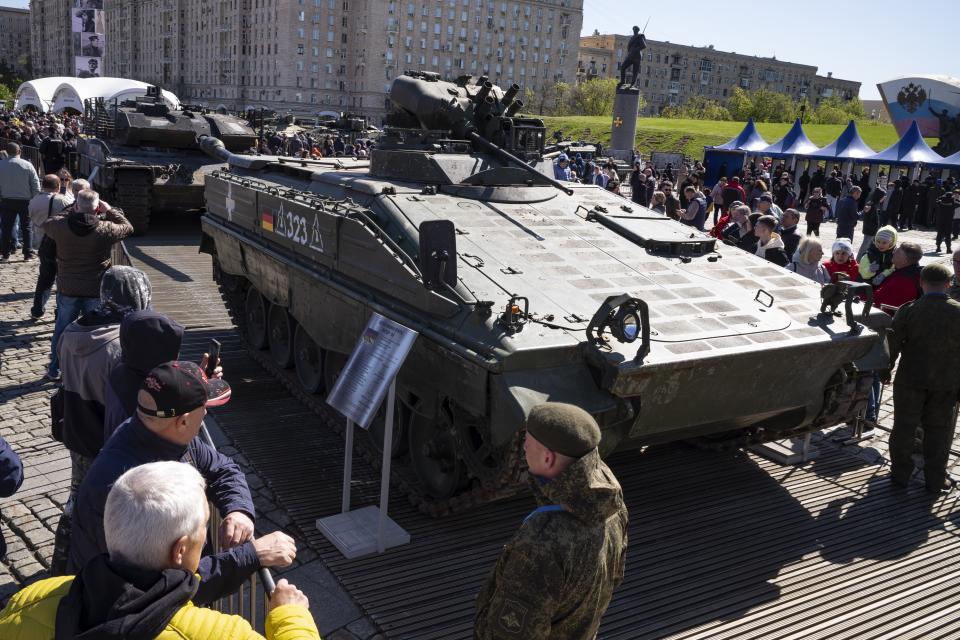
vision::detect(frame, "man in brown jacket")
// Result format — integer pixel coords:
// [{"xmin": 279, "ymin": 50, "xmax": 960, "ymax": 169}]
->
[
  {"xmin": 475, "ymin": 403, "xmax": 628, "ymax": 639},
  {"xmin": 41, "ymin": 189, "xmax": 133, "ymax": 380}
]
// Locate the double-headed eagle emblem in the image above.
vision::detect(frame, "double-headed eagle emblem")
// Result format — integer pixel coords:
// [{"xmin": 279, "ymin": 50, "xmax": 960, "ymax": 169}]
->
[{"xmin": 896, "ymin": 83, "xmax": 927, "ymax": 113}]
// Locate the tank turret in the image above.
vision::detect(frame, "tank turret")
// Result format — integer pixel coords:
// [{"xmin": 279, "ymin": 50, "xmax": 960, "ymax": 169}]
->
[
  {"xmin": 371, "ymin": 72, "xmax": 572, "ymax": 195},
  {"xmin": 103, "ymin": 86, "xmax": 256, "ymax": 152}
]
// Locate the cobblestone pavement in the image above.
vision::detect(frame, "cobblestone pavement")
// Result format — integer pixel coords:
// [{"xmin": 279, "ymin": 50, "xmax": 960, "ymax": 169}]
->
[
  {"xmin": 0, "ymin": 255, "xmax": 382, "ymax": 639},
  {"xmin": 0, "ymin": 218, "xmax": 956, "ymax": 637}
]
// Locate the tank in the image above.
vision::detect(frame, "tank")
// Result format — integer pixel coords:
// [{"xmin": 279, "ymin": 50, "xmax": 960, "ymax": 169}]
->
[
  {"xmin": 309, "ymin": 112, "xmax": 381, "ymax": 142},
  {"xmin": 78, "ymin": 86, "xmax": 257, "ymax": 234},
  {"xmin": 198, "ymin": 71, "xmax": 889, "ymax": 514}
]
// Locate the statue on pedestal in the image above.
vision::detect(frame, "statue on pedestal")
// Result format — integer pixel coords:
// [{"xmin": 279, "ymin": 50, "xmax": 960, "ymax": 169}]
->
[{"xmin": 619, "ymin": 25, "xmax": 647, "ymax": 90}]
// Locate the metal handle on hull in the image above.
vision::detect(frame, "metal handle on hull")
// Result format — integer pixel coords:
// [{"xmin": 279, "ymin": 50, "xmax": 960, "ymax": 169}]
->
[{"xmin": 840, "ymin": 281, "xmax": 874, "ymax": 333}]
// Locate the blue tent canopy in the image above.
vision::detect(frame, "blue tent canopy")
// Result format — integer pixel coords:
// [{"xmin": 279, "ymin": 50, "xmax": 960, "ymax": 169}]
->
[
  {"xmin": 709, "ymin": 118, "xmax": 768, "ymax": 151},
  {"xmin": 865, "ymin": 120, "xmax": 942, "ymax": 165},
  {"xmin": 926, "ymin": 148, "xmax": 960, "ymax": 169},
  {"xmin": 757, "ymin": 118, "xmax": 820, "ymax": 158},
  {"xmin": 807, "ymin": 120, "xmax": 875, "ymax": 160}
]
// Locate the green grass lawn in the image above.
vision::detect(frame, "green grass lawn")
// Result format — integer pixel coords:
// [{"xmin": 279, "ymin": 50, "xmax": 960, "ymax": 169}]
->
[{"xmin": 539, "ymin": 116, "xmax": 926, "ymax": 160}]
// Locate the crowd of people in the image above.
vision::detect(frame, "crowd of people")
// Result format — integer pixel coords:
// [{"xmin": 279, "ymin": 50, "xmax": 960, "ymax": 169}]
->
[
  {"xmin": 258, "ymin": 131, "xmax": 373, "ymax": 159},
  {"xmin": 0, "ymin": 109, "xmax": 82, "ymax": 174},
  {"xmin": 553, "ymin": 151, "xmax": 627, "ymax": 194}
]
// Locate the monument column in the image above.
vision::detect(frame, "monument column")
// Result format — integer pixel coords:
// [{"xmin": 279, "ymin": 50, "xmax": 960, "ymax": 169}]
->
[{"xmin": 610, "ymin": 86, "xmax": 641, "ymax": 163}]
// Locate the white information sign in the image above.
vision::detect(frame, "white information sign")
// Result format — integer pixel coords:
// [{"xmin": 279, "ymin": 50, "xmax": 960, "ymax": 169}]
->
[{"xmin": 326, "ymin": 313, "xmax": 418, "ymax": 430}]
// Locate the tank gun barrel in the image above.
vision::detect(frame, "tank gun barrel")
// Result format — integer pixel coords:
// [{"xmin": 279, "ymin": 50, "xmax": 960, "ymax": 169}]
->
[
  {"xmin": 197, "ymin": 134, "xmax": 273, "ymax": 171},
  {"xmin": 467, "ymin": 132, "xmax": 573, "ymax": 196}
]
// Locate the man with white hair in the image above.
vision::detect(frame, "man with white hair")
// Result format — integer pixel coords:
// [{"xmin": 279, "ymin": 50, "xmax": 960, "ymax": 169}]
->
[
  {"xmin": 0, "ymin": 462, "xmax": 321, "ymax": 639},
  {"xmin": 41, "ymin": 189, "xmax": 132, "ymax": 380}
]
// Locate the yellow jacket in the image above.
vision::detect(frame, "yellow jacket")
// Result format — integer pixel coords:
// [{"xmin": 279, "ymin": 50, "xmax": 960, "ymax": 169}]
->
[{"xmin": 0, "ymin": 575, "xmax": 321, "ymax": 640}]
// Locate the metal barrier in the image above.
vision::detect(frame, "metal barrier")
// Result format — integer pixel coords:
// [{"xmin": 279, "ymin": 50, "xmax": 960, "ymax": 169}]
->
[
  {"xmin": 111, "ymin": 240, "xmax": 272, "ymax": 631},
  {"xmin": 201, "ymin": 424, "xmax": 273, "ymax": 632}
]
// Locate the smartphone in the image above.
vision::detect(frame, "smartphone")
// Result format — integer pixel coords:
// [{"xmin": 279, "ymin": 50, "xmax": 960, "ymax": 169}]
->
[{"xmin": 206, "ymin": 339, "xmax": 221, "ymax": 377}]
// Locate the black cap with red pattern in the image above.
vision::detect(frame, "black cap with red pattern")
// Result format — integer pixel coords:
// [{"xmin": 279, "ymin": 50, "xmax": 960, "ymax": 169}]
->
[{"xmin": 138, "ymin": 361, "xmax": 231, "ymax": 418}]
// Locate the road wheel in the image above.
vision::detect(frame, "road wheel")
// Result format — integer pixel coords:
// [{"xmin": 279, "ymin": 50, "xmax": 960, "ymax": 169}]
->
[
  {"xmin": 244, "ymin": 287, "xmax": 268, "ymax": 350},
  {"xmin": 268, "ymin": 304, "xmax": 295, "ymax": 368},
  {"xmin": 408, "ymin": 405, "xmax": 468, "ymax": 499},
  {"xmin": 293, "ymin": 325, "xmax": 324, "ymax": 394}
]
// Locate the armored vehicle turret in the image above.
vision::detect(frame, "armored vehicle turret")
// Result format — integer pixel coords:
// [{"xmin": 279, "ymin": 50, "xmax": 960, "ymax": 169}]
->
[
  {"xmin": 198, "ymin": 72, "xmax": 887, "ymax": 513},
  {"xmin": 311, "ymin": 112, "xmax": 380, "ymax": 139},
  {"xmin": 78, "ymin": 86, "xmax": 257, "ymax": 233}
]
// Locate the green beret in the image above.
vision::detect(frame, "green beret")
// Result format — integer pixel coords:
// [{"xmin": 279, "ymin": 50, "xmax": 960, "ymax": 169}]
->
[
  {"xmin": 526, "ymin": 403, "xmax": 601, "ymax": 458},
  {"xmin": 922, "ymin": 263, "xmax": 953, "ymax": 284}
]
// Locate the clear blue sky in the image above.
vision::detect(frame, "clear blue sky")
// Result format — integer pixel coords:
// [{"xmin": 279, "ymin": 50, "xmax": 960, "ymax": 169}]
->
[
  {"xmin": 1, "ymin": 0, "xmax": 953, "ymax": 99},
  {"xmin": 580, "ymin": 0, "xmax": 956, "ymax": 100}
]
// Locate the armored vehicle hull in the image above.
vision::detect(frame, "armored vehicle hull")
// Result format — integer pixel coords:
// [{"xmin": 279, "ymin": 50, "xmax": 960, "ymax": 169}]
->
[
  {"xmin": 197, "ymin": 73, "xmax": 887, "ymax": 513},
  {"xmin": 80, "ymin": 89, "xmax": 256, "ymax": 234}
]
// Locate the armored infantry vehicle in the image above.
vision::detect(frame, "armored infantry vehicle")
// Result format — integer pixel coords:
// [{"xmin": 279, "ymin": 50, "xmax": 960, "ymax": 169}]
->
[
  {"xmin": 307, "ymin": 112, "xmax": 382, "ymax": 143},
  {"xmin": 198, "ymin": 71, "xmax": 888, "ymax": 513},
  {"xmin": 78, "ymin": 86, "xmax": 257, "ymax": 234}
]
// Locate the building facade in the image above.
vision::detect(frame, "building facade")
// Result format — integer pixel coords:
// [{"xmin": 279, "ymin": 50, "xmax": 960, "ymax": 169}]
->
[
  {"xmin": 0, "ymin": 6, "xmax": 32, "ymax": 77},
  {"xmin": 25, "ymin": 0, "xmax": 581, "ymax": 122},
  {"xmin": 577, "ymin": 33, "xmax": 860, "ymax": 115},
  {"xmin": 29, "ymin": 0, "xmax": 71, "ymax": 78}
]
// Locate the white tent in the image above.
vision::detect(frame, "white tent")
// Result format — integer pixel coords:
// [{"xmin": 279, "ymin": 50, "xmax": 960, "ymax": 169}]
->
[
  {"xmin": 14, "ymin": 77, "xmax": 75, "ymax": 112},
  {"xmin": 49, "ymin": 77, "xmax": 181, "ymax": 113}
]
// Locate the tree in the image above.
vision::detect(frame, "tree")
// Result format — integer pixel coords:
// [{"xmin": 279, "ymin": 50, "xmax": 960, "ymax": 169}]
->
[
  {"xmin": 808, "ymin": 95, "xmax": 866, "ymax": 124},
  {"xmin": 0, "ymin": 61, "xmax": 24, "ymax": 92},
  {"xmin": 551, "ymin": 81, "xmax": 571, "ymax": 116},
  {"xmin": 570, "ymin": 78, "xmax": 618, "ymax": 116},
  {"xmin": 0, "ymin": 83, "xmax": 13, "ymax": 107},
  {"xmin": 661, "ymin": 96, "xmax": 731, "ymax": 121},
  {"xmin": 726, "ymin": 87, "xmax": 753, "ymax": 121},
  {"xmin": 749, "ymin": 88, "xmax": 797, "ymax": 123}
]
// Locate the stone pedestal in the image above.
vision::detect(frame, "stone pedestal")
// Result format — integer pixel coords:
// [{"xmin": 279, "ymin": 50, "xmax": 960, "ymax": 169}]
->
[{"xmin": 609, "ymin": 86, "xmax": 641, "ymax": 163}]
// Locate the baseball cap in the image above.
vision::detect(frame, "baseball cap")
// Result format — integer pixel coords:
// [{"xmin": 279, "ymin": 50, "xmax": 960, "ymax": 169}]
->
[{"xmin": 139, "ymin": 361, "xmax": 231, "ymax": 418}]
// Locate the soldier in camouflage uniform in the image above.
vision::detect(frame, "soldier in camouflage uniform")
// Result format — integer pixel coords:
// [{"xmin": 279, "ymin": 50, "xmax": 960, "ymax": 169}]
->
[
  {"xmin": 887, "ymin": 263, "xmax": 960, "ymax": 493},
  {"xmin": 474, "ymin": 403, "xmax": 628, "ymax": 639}
]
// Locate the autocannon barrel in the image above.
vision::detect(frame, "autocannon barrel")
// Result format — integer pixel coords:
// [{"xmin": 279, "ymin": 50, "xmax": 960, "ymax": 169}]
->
[
  {"xmin": 474, "ymin": 81, "xmax": 493, "ymax": 102},
  {"xmin": 501, "ymin": 83, "xmax": 520, "ymax": 106}
]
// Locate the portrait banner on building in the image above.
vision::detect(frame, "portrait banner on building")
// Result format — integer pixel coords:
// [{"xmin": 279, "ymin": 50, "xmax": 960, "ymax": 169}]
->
[{"xmin": 72, "ymin": 1, "xmax": 104, "ymax": 79}]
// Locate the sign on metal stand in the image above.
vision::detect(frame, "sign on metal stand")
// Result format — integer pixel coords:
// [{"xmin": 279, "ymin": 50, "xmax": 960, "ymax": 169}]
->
[{"xmin": 317, "ymin": 312, "xmax": 417, "ymax": 558}]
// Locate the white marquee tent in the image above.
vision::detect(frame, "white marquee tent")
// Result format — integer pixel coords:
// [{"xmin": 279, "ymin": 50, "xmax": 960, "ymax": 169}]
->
[
  {"xmin": 14, "ymin": 77, "xmax": 74, "ymax": 113},
  {"xmin": 15, "ymin": 77, "xmax": 180, "ymax": 114},
  {"xmin": 49, "ymin": 78, "xmax": 180, "ymax": 113}
]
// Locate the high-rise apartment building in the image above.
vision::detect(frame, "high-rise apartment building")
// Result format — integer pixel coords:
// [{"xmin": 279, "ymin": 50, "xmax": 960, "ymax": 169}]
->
[
  {"xmin": 29, "ymin": 0, "xmax": 71, "ymax": 78},
  {"xmin": 577, "ymin": 33, "xmax": 860, "ymax": 115},
  {"xmin": 0, "ymin": 6, "xmax": 32, "ymax": 77},
  {"xmin": 26, "ymin": 0, "xmax": 582, "ymax": 122}
]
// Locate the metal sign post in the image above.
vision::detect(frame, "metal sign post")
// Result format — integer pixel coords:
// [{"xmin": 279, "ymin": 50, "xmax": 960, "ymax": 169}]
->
[{"xmin": 318, "ymin": 313, "xmax": 416, "ymax": 559}]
